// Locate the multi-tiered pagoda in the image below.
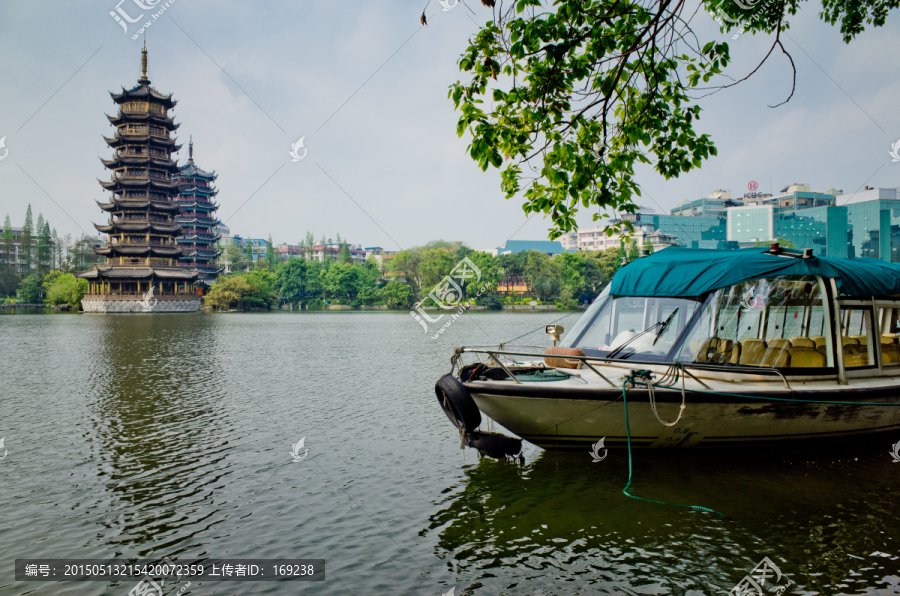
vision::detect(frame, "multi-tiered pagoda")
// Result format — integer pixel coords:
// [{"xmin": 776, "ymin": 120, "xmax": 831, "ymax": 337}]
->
[
  {"xmin": 174, "ymin": 138, "xmax": 222, "ymax": 290},
  {"xmin": 79, "ymin": 44, "xmax": 200, "ymax": 313}
]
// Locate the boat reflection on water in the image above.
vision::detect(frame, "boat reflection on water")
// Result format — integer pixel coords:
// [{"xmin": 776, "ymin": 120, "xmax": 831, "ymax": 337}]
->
[{"xmin": 424, "ymin": 444, "xmax": 900, "ymax": 595}]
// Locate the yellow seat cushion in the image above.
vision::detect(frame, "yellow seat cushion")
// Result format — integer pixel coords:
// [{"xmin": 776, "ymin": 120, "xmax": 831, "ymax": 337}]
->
[
  {"xmin": 811, "ymin": 336, "xmax": 826, "ymax": 348},
  {"xmin": 843, "ymin": 344, "xmax": 869, "ymax": 367},
  {"xmin": 768, "ymin": 338, "xmax": 792, "ymax": 350},
  {"xmin": 790, "ymin": 347, "xmax": 826, "ymax": 367},
  {"xmin": 850, "ymin": 334, "xmax": 868, "ymax": 346},
  {"xmin": 881, "ymin": 344, "xmax": 898, "ymax": 364},
  {"xmin": 843, "ymin": 336, "xmax": 859, "ymax": 345},
  {"xmin": 791, "ymin": 337, "xmax": 816, "ymax": 348},
  {"xmin": 760, "ymin": 347, "xmax": 791, "ymax": 368},
  {"xmin": 739, "ymin": 339, "xmax": 767, "ymax": 366}
]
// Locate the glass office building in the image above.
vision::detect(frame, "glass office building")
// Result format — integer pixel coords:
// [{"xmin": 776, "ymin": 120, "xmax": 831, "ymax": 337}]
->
[
  {"xmin": 648, "ymin": 215, "xmax": 727, "ymax": 246},
  {"xmin": 726, "ymin": 206, "xmax": 774, "ymax": 244},
  {"xmin": 774, "ymin": 206, "xmax": 848, "ymax": 258},
  {"xmin": 846, "ymin": 199, "xmax": 900, "ymax": 261}
]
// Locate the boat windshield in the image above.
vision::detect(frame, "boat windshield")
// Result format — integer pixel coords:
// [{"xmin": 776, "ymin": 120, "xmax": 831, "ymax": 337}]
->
[
  {"xmin": 675, "ymin": 275, "xmax": 834, "ymax": 369},
  {"xmin": 561, "ymin": 293, "xmax": 703, "ymax": 361}
]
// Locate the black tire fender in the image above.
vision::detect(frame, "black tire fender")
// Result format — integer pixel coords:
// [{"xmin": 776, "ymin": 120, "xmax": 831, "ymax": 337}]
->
[
  {"xmin": 435, "ymin": 374, "xmax": 482, "ymax": 432},
  {"xmin": 464, "ymin": 430, "xmax": 523, "ymax": 459}
]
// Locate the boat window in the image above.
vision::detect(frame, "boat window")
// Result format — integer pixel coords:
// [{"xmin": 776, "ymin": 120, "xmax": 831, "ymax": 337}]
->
[
  {"xmin": 565, "ymin": 295, "xmax": 702, "ymax": 361},
  {"xmin": 877, "ymin": 305, "xmax": 900, "ymax": 367},
  {"xmin": 840, "ymin": 306, "xmax": 875, "ymax": 368},
  {"xmin": 677, "ymin": 276, "xmax": 833, "ymax": 369},
  {"xmin": 559, "ymin": 285, "xmax": 610, "ymax": 347}
]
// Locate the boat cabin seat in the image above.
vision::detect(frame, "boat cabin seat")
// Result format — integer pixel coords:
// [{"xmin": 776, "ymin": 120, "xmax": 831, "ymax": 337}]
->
[
  {"xmin": 850, "ymin": 335, "xmax": 868, "ymax": 346},
  {"xmin": 711, "ymin": 339, "xmax": 740, "ymax": 365},
  {"xmin": 759, "ymin": 345, "xmax": 791, "ymax": 368},
  {"xmin": 843, "ymin": 344, "xmax": 869, "ymax": 367},
  {"xmin": 694, "ymin": 338, "xmax": 740, "ymax": 364},
  {"xmin": 791, "ymin": 337, "xmax": 816, "ymax": 348},
  {"xmin": 811, "ymin": 336, "xmax": 826, "ymax": 348},
  {"xmin": 881, "ymin": 344, "xmax": 899, "ymax": 364},
  {"xmin": 790, "ymin": 347, "xmax": 826, "ymax": 367},
  {"xmin": 842, "ymin": 336, "xmax": 859, "ymax": 345},
  {"xmin": 739, "ymin": 339, "xmax": 767, "ymax": 366},
  {"xmin": 768, "ymin": 338, "xmax": 792, "ymax": 350}
]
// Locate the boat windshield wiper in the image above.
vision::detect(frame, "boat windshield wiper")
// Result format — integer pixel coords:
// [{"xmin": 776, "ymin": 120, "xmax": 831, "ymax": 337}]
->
[
  {"xmin": 652, "ymin": 308, "xmax": 679, "ymax": 346},
  {"xmin": 606, "ymin": 322, "xmax": 662, "ymax": 359}
]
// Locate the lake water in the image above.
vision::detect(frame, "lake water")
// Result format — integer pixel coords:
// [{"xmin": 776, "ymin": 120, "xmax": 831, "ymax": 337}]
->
[{"xmin": 1, "ymin": 311, "xmax": 899, "ymax": 596}]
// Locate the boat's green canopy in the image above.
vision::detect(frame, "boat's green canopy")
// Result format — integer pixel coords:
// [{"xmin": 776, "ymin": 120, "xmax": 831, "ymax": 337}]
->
[{"xmin": 608, "ymin": 247, "xmax": 900, "ymax": 298}]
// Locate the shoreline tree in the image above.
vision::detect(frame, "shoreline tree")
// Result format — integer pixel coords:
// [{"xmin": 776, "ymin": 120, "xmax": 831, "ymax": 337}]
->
[{"xmin": 446, "ymin": 0, "xmax": 895, "ymax": 238}]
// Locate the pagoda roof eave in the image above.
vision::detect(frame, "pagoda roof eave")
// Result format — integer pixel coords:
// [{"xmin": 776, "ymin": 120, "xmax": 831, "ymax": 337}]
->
[
  {"xmin": 110, "ymin": 84, "xmax": 177, "ymax": 108},
  {"xmin": 100, "ymin": 156, "xmax": 181, "ymax": 171},
  {"xmin": 77, "ymin": 266, "xmax": 199, "ymax": 281},
  {"xmin": 103, "ymin": 134, "xmax": 180, "ymax": 148}
]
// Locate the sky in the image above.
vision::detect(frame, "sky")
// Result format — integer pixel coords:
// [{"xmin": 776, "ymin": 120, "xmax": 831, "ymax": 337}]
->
[{"xmin": 0, "ymin": 0, "xmax": 898, "ymax": 252}]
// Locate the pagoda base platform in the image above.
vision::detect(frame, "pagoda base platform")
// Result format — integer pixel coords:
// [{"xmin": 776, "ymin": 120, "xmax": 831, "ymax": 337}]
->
[{"xmin": 82, "ymin": 294, "xmax": 201, "ymax": 313}]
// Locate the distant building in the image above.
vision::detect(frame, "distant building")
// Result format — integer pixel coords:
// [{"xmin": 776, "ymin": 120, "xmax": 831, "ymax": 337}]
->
[
  {"xmin": 727, "ymin": 205, "xmax": 774, "ymax": 244},
  {"xmin": 671, "ymin": 191, "xmax": 743, "ymax": 217},
  {"xmin": 557, "ymin": 232, "xmax": 579, "ymax": 251},
  {"xmin": 174, "ymin": 138, "xmax": 222, "ymax": 289},
  {"xmin": 78, "ymin": 44, "xmax": 201, "ymax": 313},
  {"xmin": 775, "ymin": 205, "xmax": 848, "ymax": 258}
]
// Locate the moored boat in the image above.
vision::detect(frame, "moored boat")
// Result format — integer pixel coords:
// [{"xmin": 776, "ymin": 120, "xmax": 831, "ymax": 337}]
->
[{"xmin": 435, "ymin": 245, "xmax": 900, "ymax": 452}]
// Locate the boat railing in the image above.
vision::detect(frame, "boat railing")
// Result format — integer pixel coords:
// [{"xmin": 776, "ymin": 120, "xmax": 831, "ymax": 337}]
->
[{"xmin": 457, "ymin": 345, "xmax": 799, "ymax": 390}]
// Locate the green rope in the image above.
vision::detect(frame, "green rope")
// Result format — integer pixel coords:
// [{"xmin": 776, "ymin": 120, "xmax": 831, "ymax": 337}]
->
[
  {"xmin": 502, "ymin": 311, "xmax": 580, "ymax": 345},
  {"xmin": 621, "ymin": 371, "xmax": 731, "ymax": 519}
]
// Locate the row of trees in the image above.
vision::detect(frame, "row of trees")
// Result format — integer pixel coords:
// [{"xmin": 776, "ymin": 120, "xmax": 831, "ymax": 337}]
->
[
  {"xmin": 2, "ymin": 204, "xmax": 100, "ymax": 300},
  {"xmin": 205, "ymin": 240, "xmax": 633, "ymax": 311},
  {"xmin": 13, "ymin": 268, "xmax": 88, "ymax": 309}
]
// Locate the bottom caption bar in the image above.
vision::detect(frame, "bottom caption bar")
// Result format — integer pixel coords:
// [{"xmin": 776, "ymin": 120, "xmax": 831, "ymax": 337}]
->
[{"xmin": 15, "ymin": 559, "xmax": 324, "ymax": 581}]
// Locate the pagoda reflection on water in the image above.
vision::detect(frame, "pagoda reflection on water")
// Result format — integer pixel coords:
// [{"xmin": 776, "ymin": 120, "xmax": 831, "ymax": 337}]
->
[
  {"xmin": 174, "ymin": 137, "xmax": 222, "ymax": 289},
  {"xmin": 79, "ymin": 43, "xmax": 200, "ymax": 313}
]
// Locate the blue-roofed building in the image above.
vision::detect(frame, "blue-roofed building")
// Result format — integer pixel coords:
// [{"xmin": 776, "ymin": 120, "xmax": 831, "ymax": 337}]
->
[{"xmin": 494, "ymin": 240, "xmax": 567, "ymax": 256}]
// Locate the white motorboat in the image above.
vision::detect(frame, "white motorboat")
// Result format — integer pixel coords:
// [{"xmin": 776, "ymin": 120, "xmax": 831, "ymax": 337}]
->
[{"xmin": 435, "ymin": 245, "xmax": 900, "ymax": 453}]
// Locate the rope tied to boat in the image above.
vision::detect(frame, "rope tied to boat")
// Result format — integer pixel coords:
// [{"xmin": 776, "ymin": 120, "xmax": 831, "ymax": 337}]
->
[
  {"xmin": 620, "ymin": 369, "xmax": 730, "ymax": 519},
  {"xmin": 450, "ymin": 346, "xmax": 465, "ymax": 375},
  {"xmin": 628, "ymin": 366, "xmax": 687, "ymax": 427}
]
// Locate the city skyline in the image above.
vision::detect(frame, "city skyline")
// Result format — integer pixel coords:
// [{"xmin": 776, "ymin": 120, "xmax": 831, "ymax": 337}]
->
[{"xmin": 0, "ymin": 1, "xmax": 898, "ymax": 251}]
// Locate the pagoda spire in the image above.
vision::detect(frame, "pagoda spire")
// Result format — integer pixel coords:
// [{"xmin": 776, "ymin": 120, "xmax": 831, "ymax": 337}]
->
[
  {"xmin": 139, "ymin": 40, "xmax": 150, "ymax": 85},
  {"xmin": 188, "ymin": 135, "xmax": 194, "ymax": 162}
]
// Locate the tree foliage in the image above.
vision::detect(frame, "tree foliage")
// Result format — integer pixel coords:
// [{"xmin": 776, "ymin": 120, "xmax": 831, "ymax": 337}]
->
[{"xmin": 449, "ymin": 0, "xmax": 895, "ymax": 238}]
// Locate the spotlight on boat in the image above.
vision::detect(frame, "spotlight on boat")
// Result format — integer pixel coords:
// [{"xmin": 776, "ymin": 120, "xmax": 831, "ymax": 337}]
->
[{"xmin": 545, "ymin": 324, "xmax": 564, "ymax": 346}]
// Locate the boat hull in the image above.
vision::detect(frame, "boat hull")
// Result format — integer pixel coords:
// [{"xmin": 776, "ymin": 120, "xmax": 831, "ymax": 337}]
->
[{"xmin": 466, "ymin": 383, "xmax": 900, "ymax": 449}]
